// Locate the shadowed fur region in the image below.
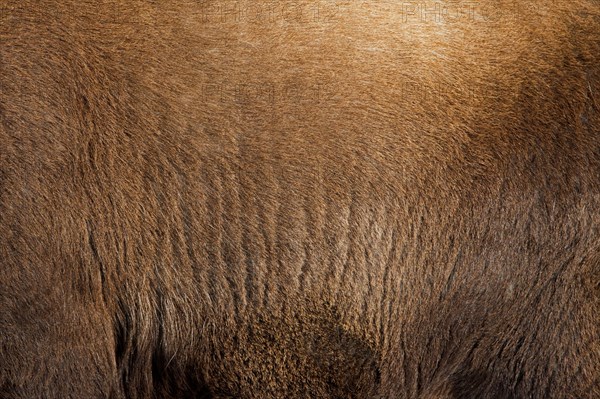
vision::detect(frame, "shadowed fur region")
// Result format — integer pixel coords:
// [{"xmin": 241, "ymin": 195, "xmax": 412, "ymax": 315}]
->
[{"xmin": 1, "ymin": 1, "xmax": 599, "ymax": 398}]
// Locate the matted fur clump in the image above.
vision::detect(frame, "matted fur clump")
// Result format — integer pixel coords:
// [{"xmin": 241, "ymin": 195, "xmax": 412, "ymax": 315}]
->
[{"xmin": 1, "ymin": 1, "xmax": 599, "ymax": 398}]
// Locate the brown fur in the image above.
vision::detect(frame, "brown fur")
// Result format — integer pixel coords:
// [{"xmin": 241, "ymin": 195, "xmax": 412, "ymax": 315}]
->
[{"xmin": 1, "ymin": 1, "xmax": 599, "ymax": 398}]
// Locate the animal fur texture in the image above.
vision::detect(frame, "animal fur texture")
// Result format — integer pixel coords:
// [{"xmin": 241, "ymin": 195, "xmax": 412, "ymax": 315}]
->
[{"xmin": 1, "ymin": 1, "xmax": 599, "ymax": 398}]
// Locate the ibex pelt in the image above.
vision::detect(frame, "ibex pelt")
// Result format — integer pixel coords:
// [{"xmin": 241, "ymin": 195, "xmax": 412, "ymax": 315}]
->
[{"xmin": 1, "ymin": 1, "xmax": 599, "ymax": 398}]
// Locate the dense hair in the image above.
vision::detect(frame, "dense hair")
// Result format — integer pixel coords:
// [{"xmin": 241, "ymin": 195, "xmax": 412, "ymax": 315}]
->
[{"xmin": 1, "ymin": 1, "xmax": 599, "ymax": 398}]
